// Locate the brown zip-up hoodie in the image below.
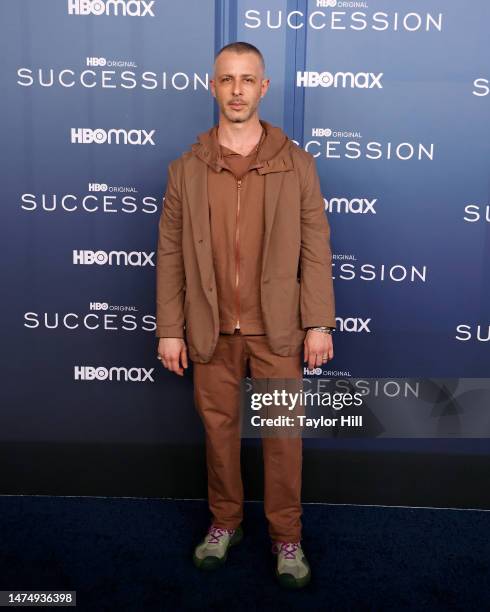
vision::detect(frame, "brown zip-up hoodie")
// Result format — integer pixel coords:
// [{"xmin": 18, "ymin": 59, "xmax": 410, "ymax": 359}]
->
[{"xmin": 191, "ymin": 120, "xmax": 290, "ymax": 335}]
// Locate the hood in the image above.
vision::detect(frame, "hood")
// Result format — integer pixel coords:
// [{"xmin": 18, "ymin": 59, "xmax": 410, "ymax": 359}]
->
[{"xmin": 190, "ymin": 119, "xmax": 294, "ymax": 174}]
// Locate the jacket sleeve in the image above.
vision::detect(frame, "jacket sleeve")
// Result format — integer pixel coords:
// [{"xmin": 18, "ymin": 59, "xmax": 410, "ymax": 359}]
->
[
  {"xmin": 299, "ymin": 155, "xmax": 336, "ymax": 329},
  {"xmin": 155, "ymin": 161, "xmax": 185, "ymax": 339}
]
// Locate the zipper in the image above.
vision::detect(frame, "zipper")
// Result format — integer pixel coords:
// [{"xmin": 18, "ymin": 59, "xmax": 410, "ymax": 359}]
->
[{"xmin": 234, "ymin": 178, "xmax": 242, "ymax": 330}]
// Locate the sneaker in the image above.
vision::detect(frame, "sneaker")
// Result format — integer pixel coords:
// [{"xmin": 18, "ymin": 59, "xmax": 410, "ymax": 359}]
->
[
  {"xmin": 193, "ymin": 524, "xmax": 243, "ymax": 570},
  {"xmin": 272, "ymin": 541, "xmax": 311, "ymax": 588}
]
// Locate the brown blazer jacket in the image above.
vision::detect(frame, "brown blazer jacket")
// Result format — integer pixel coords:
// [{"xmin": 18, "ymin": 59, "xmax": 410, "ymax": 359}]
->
[{"xmin": 155, "ymin": 120, "xmax": 336, "ymax": 363}]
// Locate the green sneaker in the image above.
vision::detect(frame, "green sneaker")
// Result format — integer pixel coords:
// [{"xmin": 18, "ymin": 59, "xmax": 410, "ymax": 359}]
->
[
  {"xmin": 193, "ymin": 524, "xmax": 243, "ymax": 571},
  {"xmin": 272, "ymin": 541, "xmax": 311, "ymax": 588}
]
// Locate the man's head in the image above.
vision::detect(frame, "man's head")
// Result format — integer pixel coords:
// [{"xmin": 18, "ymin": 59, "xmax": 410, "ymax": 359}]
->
[{"xmin": 211, "ymin": 42, "xmax": 270, "ymax": 124}]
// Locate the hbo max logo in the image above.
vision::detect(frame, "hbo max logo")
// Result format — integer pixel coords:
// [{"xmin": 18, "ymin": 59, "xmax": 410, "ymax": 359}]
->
[
  {"xmin": 68, "ymin": 1, "xmax": 155, "ymax": 17},
  {"xmin": 297, "ymin": 71, "xmax": 383, "ymax": 89},
  {"xmin": 71, "ymin": 128, "xmax": 155, "ymax": 145},
  {"xmin": 73, "ymin": 250, "xmax": 155, "ymax": 266},
  {"xmin": 74, "ymin": 366, "xmax": 155, "ymax": 382}
]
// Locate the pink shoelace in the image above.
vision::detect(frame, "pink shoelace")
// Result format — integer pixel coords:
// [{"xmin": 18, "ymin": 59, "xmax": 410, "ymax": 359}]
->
[
  {"xmin": 207, "ymin": 524, "xmax": 236, "ymax": 545},
  {"xmin": 271, "ymin": 541, "xmax": 301, "ymax": 559}
]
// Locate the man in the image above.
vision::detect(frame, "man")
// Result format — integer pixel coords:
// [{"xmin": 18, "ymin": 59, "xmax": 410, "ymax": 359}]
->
[{"xmin": 155, "ymin": 42, "xmax": 335, "ymax": 589}]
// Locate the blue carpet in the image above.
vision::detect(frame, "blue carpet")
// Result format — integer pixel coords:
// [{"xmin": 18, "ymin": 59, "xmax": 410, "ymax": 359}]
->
[{"xmin": 0, "ymin": 496, "xmax": 488, "ymax": 611}]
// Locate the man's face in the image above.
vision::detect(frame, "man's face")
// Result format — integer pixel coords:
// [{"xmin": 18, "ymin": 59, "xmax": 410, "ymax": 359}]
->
[{"xmin": 211, "ymin": 51, "xmax": 269, "ymax": 124}]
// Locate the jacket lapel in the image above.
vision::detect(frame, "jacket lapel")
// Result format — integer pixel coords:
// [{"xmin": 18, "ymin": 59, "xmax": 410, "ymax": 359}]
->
[
  {"xmin": 261, "ymin": 172, "xmax": 285, "ymax": 280},
  {"xmin": 183, "ymin": 158, "xmax": 216, "ymax": 309},
  {"xmin": 256, "ymin": 152, "xmax": 294, "ymax": 280}
]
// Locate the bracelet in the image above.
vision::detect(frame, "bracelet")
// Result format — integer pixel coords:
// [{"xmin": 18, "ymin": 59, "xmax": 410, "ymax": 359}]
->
[{"xmin": 309, "ymin": 326, "xmax": 333, "ymax": 334}]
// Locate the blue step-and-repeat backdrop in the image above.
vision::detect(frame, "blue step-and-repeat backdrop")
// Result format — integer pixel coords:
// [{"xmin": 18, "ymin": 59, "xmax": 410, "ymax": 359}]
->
[{"xmin": 2, "ymin": 1, "xmax": 489, "ymax": 458}]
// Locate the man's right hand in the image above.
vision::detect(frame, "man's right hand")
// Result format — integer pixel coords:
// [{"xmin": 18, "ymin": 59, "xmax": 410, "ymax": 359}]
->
[{"xmin": 158, "ymin": 338, "xmax": 188, "ymax": 376}]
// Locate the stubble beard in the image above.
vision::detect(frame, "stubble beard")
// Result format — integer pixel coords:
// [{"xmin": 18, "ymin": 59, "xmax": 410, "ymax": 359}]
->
[{"xmin": 220, "ymin": 97, "xmax": 260, "ymax": 124}]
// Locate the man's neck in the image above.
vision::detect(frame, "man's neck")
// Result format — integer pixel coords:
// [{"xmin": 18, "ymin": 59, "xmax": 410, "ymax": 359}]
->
[{"xmin": 217, "ymin": 117, "xmax": 264, "ymax": 157}]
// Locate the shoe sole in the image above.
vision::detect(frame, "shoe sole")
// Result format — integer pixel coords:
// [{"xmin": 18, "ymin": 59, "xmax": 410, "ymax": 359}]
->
[
  {"xmin": 193, "ymin": 526, "xmax": 243, "ymax": 571},
  {"xmin": 275, "ymin": 569, "xmax": 311, "ymax": 589}
]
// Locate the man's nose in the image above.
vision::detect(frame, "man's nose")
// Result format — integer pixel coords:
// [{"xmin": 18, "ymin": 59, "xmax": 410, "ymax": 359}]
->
[{"xmin": 232, "ymin": 81, "xmax": 243, "ymax": 96}]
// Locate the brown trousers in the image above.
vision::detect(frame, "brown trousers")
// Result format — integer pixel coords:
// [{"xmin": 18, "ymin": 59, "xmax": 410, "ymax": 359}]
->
[{"xmin": 193, "ymin": 329, "xmax": 303, "ymax": 542}]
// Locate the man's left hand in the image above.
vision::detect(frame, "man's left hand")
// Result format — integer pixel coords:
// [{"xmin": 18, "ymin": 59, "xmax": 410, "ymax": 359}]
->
[{"xmin": 304, "ymin": 330, "xmax": 334, "ymax": 370}]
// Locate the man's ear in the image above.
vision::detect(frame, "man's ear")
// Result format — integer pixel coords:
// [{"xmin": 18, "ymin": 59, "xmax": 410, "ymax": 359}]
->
[{"xmin": 261, "ymin": 78, "xmax": 270, "ymax": 96}]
